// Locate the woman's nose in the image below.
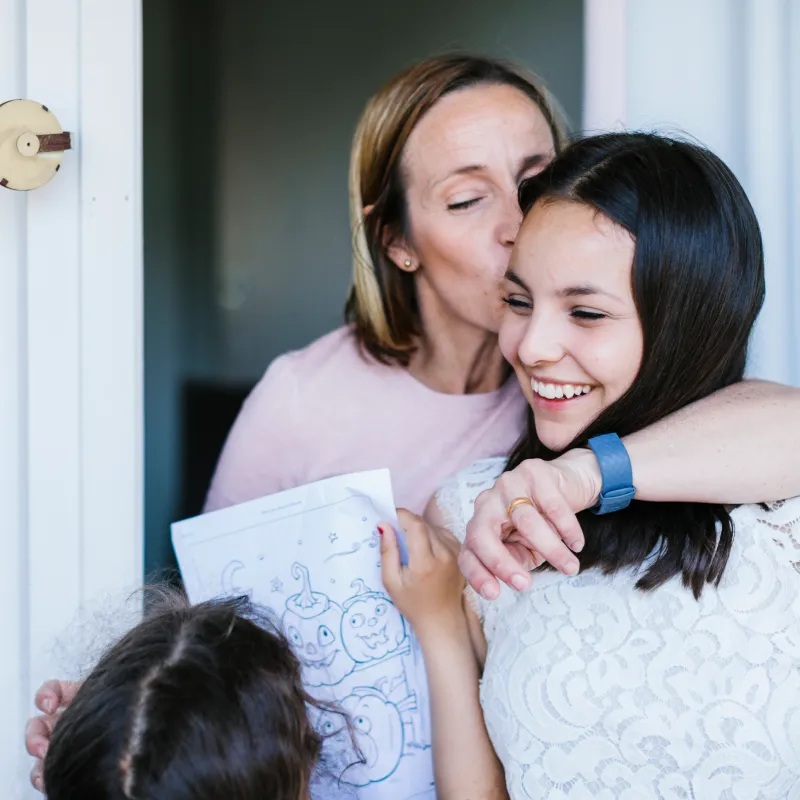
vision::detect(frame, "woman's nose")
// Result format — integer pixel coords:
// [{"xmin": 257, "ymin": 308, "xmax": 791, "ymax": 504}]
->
[{"xmin": 499, "ymin": 194, "xmax": 524, "ymax": 248}]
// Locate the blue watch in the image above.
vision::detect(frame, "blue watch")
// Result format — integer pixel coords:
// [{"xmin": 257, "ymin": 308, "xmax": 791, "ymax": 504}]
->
[{"xmin": 587, "ymin": 433, "xmax": 636, "ymax": 514}]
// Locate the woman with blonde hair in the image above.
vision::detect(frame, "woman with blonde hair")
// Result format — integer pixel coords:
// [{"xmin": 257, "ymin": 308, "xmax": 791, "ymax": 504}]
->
[
  {"xmin": 26, "ymin": 54, "xmax": 800, "ymax": 793},
  {"xmin": 204, "ymin": 54, "xmax": 568, "ymax": 515}
]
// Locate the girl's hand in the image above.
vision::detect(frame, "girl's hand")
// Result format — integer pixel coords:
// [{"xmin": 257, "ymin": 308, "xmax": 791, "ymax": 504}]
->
[
  {"xmin": 380, "ymin": 509, "xmax": 466, "ymax": 641},
  {"xmin": 383, "ymin": 514, "xmax": 508, "ymax": 799}
]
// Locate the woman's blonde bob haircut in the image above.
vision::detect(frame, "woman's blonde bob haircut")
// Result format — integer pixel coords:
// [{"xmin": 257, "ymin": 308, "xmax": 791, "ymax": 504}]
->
[{"xmin": 345, "ymin": 53, "xmax": 569, "ymax": 365}]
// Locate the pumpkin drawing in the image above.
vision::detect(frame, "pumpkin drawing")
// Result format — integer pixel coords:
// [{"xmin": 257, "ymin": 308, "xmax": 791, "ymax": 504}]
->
[
  {"xmin": 282, "ymin": 563, "xmax": 356, "ymax": 687},
  {"xmin": 339, "ymin": 688, "xmax": 406, "ymax": 786},
  {"xmin": 341, "ymin": 579, "xmax": 407, "ymax": 663},
  {"xmin": 308, "ymin": 705, "xmax": 354, "ymax": 777}
]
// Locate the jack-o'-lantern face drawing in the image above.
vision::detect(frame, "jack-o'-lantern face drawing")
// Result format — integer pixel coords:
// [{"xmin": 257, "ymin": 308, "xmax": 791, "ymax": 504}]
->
[
  {"xmin": 282, "ymin": 563, "xmax": 356, "ymax": 687},
  {"xmin": 341, "ymin": 579, "xmax": 407, "ymax": 663},
  {"xmin": 309, "ymin": 706, "xmax": 354, "ymax": 777},
  {"xmin": 340, "ymin": 689, "xmax": 405, "ymax": 786}
]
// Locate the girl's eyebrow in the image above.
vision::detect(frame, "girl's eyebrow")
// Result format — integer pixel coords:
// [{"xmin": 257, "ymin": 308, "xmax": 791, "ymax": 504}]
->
[
  {"xmin": 505, "ymin": 271, "xmax": 624, "ymax": 304},
  {"xmin": 504, "ymin": 268, "xmax": 529, "ymax": 290},
  {"xmin": 559, "ymin": 284, "xmax": 624, "ymax": 302}
]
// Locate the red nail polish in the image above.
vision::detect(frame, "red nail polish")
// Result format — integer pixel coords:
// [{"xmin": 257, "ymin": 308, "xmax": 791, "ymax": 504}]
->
[{"xmin": 377, "ymin": 525, "xmax": 384, "ymax": 536}]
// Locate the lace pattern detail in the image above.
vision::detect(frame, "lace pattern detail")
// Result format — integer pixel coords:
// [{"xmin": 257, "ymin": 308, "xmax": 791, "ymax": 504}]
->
[
  {"xmin": 437, "ymin": 464, "xmax": 800, "ymax": 799},
  {"xmin": 758, "ymin": 499, "xmax": 800, "ymax": 575},
  {"xmin": 435, "ymin": 475, "xmax": 465, "ymax": 540},
  {"xmin": 436, "ymin": 458, "xmax": 507, "ymax": 623}
]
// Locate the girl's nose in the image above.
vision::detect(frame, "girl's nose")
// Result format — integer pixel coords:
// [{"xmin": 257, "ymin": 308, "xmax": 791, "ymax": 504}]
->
[{"xmin": 517, "ymin": 313, "xmax": 566, "ymax": 367}]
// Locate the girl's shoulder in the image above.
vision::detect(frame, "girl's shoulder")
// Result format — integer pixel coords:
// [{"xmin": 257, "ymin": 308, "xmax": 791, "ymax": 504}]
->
[
  {"xmin": 433, "ymin": 458, "xmax": 512, "ymax": 624},
  {"xmin": 434, "ymin": 458, "xmax": 506, "ymax": 544}
]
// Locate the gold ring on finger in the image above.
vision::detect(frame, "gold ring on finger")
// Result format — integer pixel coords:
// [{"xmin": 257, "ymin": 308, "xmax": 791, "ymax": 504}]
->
[{"xmin": 506, "ymin": 496, "xmax": 534, "ymax": 517}]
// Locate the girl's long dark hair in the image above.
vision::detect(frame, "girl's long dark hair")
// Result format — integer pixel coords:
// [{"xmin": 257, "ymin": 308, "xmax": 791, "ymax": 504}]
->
[{"xmin": 507, "ymin": 132, "xmax": 765, "ymax": 598}]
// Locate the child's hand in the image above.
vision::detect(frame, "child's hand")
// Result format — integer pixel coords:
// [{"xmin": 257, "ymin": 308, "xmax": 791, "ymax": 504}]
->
[{"xmin": 380, "ymin": 509, "xmax": 466, "ymax": 641}]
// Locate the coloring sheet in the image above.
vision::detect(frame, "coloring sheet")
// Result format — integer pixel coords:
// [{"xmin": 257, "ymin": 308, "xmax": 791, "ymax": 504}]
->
[{"xmin": 171, "ymin": 470, "xmax": 435, "ymax": 800}]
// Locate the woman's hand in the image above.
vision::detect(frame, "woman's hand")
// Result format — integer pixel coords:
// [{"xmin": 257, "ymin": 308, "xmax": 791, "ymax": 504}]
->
[
  {"xmin": 25, "ymin": 679, "xmax": 81, "ymax": 792},
  {"xmin": 459, "ymin": 449, "xmax": 602, "ymax": 600},
  {"xmin": 380, "ymin": 509, "xmax": 466, "ymax": 642}
]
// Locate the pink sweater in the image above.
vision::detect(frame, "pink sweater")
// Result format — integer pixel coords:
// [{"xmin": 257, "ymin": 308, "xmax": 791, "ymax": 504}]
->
[{"xmin": 204, "ymin": 327, "xmax": 527, "ymax": 515}]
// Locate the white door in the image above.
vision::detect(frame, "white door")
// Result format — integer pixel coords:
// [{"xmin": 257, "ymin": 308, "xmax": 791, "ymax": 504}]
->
[
  {"xmin": 0, "ymin": 0, "xmax": 143, "ymax": 795},
  {"xmin": 583, "ymin": 0, "xmax": 800, "ymax": 385}
]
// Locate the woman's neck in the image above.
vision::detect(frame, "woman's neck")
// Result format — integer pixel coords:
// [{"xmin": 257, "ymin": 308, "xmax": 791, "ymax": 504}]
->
[{"xmin": 407, "ymin": 307, "xmax": 508, "ymax": 395}]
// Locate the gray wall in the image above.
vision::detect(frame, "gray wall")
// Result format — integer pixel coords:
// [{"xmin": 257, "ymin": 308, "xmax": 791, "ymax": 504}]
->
[
  {"xmin": 143, "ymin": 0, "xmax": 181, "ymax": 577},
  {"xmin": 143, "ymin": 0, "xmax": 584, "ymax": 575},
  {"xmin": 143, "ymin": 0, "xmax": 220, "ymax": 575},
  {"xmin": 216, "ymin": 0, "xmax": 584, "ymax": 381}
]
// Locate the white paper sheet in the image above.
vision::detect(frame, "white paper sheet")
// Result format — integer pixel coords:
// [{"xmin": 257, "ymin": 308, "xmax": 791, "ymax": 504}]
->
[{"xmin": 171, "ymin": 470, "xmax": 435, "ymax": 800}]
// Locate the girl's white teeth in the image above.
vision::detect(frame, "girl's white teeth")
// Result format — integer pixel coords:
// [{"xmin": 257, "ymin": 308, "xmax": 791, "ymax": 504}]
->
[{"xmin": 532, "ymin": 380, "xmax": 592, "ymax": 399}]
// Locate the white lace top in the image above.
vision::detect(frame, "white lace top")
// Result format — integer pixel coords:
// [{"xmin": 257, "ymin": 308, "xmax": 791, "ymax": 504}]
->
[{"xmin": 437, "ymin": 458, "xmax": 800, "ymax": 800}]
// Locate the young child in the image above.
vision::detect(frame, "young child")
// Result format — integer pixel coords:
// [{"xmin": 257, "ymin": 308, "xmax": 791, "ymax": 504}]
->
[{"xmin": 43, "ymin": 591, "xmax": 348, "ymax": 800}]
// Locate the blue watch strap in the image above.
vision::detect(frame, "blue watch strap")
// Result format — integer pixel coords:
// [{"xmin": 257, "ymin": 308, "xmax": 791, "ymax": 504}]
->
[{"xmin": 587, "ymin": 433, "xmax": 636, "ymax": 514}]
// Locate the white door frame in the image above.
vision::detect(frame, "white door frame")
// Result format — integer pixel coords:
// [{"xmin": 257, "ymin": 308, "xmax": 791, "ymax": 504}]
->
[
  {"xmin": 583, "ymin": 0, "xmax": 628, "ymax": 133},
  {"xmin": 0, "ymin": 0, "xmax": 143, "ymax": 795}
]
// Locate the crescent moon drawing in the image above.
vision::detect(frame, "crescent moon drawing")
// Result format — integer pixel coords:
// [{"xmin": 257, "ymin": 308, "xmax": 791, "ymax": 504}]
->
[{"xmin": 220, "ymin": 560, "xmax": 251, "ymax": 596}]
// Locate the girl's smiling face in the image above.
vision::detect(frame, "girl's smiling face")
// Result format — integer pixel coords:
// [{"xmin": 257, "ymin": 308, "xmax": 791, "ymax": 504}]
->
[{"xmin": 499, "ymin": 199, "xmax": 644, "ymax": 451}]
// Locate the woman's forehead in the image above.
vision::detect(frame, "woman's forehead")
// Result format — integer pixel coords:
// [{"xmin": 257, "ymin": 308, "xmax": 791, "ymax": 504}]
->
[{"xmin": 401, "ymin": 84, "xmax": 555, "ymax": 187}]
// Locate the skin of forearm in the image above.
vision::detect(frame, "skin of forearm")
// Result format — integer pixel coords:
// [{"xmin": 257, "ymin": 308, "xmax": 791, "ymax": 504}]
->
[
  {"xmin": 415, "ymin": 619, "xmax": 508, "ymax": 800},
  {"xmin": 622, "ymin": 380, "xmax": 800, "ymax": 504}
]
